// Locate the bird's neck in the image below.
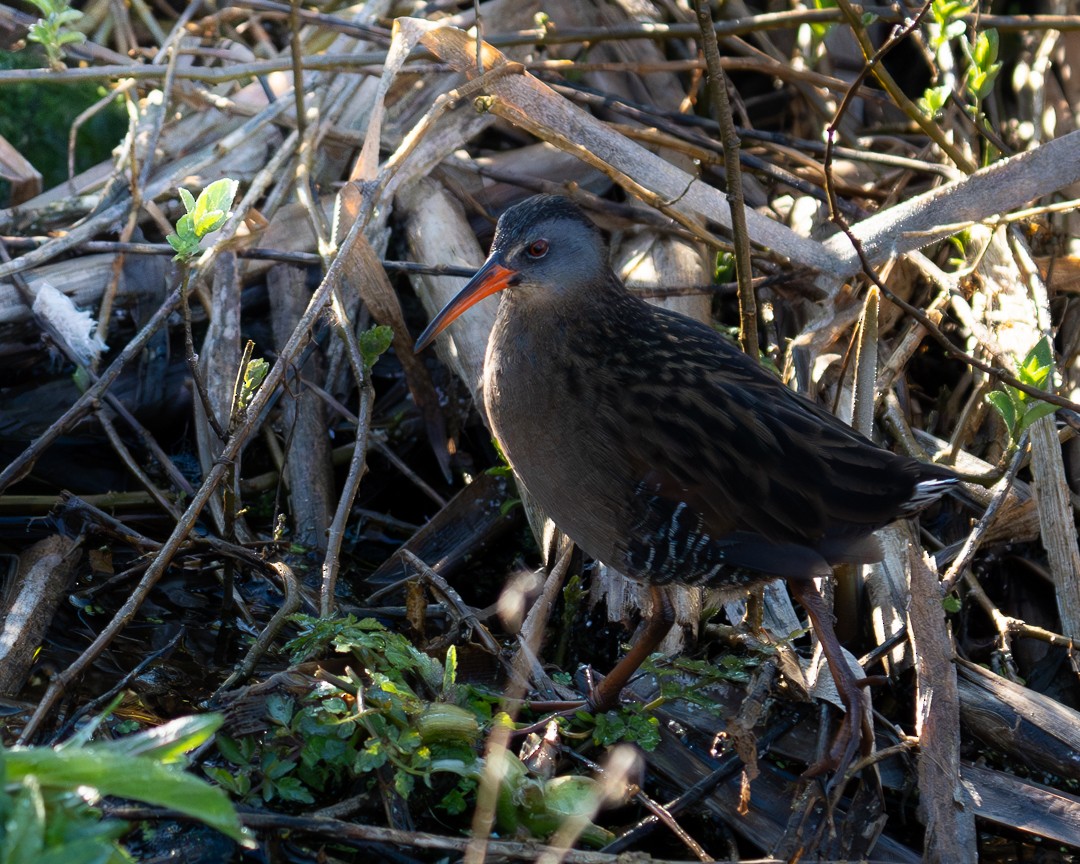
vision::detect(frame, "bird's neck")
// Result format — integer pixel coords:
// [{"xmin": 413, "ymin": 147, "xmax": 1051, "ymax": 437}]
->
[{"xmin": 492, "ymin": 273, "xmax": 643, "ymax": 350}]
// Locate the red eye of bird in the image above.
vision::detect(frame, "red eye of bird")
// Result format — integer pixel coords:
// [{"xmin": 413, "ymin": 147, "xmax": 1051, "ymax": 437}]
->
[{"xmin": 527, "ymin": 239, "xmax": 549, "ymax": 259}]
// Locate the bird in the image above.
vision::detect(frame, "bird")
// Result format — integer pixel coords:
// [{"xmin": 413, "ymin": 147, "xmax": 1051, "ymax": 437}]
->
[{"xmin": 414, "ymin": 194, "xmax": 956, "ymax": 777}]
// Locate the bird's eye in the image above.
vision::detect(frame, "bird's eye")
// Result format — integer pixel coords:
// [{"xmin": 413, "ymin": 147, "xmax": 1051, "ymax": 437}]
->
[{"xmin": 526, "ymin": 239, "xmax": 549, "ymax": 259}]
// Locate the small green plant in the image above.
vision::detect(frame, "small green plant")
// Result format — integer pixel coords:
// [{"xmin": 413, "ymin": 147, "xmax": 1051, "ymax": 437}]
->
[
  {"xmin": 944, "ymin": 230, "xmax": 972, "ymax": 270},
  {"xmin": 359, "ymin": 324, "xmax": 394, "ymax": 371},
  {"xmin": 166, "ymin": 178, "xmax": 239, "ymax": 262},
  {"xmin": 714, "ymin": 251, "xmax": 736, "ymax": 283},
  {"xmin": 578, "ymin": 707, "xmax": 661, "ymax": 751},
  {"xmin": 492, "ymin": 750, "xmax": 615, "ymax": 848},
  {"xmin": 917, "ymin": 84, "xmax": 951, "ymax": 119},
  {"xmin": 1, "ymin": 712, "xmax": 248, "ymax": 863},
  {"xmin": 209, "ymin": 615, "xmax": 618, "ymax": 845},
  {"xmin": 24, "ymin": 0, "xmax": 85, "ymax": 69},
  {"xmin": 920, "ymin": 2, "xmax": 1001, "ymax": 129},
  {"xmin": 235, "ymin": 356, "xmax": 269, "ymax": 414},
  {"xmin": 210, "ymin": 617, "xmax": 487, "ymax": 807},
  {"xmin": 963, "ymin": 28, "xmax": 1002, "ymax": 103},
  {"xmin": 927, "ymin": 0, "xmax": 971, "ymax": 51},
  {"xmin": 986, "ymin": 336, "xmax": 1058, "ymax": 444}
]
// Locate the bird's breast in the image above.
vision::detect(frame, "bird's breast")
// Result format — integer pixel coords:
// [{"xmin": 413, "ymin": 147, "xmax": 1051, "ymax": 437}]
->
[{"xmin": 482, "ymin": 320, "xmax": 630, "ymax": 567}]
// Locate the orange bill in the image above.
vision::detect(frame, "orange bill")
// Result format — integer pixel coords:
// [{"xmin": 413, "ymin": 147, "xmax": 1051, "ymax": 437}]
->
[{"xmin": 413, "ymin": 260, "xmax": 517, "ymax": 352}]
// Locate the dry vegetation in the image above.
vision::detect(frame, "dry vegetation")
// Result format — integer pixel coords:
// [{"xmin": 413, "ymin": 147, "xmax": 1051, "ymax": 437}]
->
[{"xmin": 3, "ymin": 0, "xmax": 1080, "ymax": 861}]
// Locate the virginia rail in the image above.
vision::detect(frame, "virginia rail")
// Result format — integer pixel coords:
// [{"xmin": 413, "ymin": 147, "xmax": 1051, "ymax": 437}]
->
[{"xmin": 415, "ymin": 195, "xmax": 956, "ymax": 775}]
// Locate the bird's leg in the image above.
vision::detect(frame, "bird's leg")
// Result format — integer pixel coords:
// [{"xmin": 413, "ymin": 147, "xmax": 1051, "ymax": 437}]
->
[
  {"xmin": 787, "ymin": 577, "xmax": 872, "ymax": 781},
  {"xmin": 588, "ymin": 583, "xmax": 674, "ymax": 711}
]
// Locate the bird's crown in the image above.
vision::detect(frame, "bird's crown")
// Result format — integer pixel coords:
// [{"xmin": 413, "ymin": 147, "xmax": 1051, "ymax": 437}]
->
[{"xmin": 493, "ymin": 195, "xmax": 605, "ymax": 253}]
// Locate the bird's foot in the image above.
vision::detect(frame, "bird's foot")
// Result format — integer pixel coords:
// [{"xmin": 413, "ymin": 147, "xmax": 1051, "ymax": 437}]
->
[
  {"xmin": 574, "ymin": 666, "xmax": 620, "ymax": 713},
  {"xmin": 801, "ymin": 676, "xmax": 874, "ymax": 788}
]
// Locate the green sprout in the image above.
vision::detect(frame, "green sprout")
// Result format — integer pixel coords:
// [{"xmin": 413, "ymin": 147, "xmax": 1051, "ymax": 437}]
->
[
  {"xmin": 166, "ymin": 178, "xmax": 239, "ymax": 262},
  {"xmin": 986, "ymin": 336, "xmax": 1059, "ymax": 444},
  {"xmin": 920, "ymin": 2, "xmax": 1000, "ymax": 128},
  {"xmin": 918, "ymin": 84, "xmax": 951, "ymax": 119},
  {"xmin": 964, "ymin": 28, "xmax": 1002, "ymax": 103},
  {"xmin": 25, "ymin": 0, "xmax": 86, "ymax": 69},
  {"xmin": 928, "ymin": 0, "xmax": 971, "ymax": 51},
  {"xmin": 714, "ymin": 251, "xmax": 736, "ymax": 283},
  {"xmin": 237, "ymin": 357, "xmax": 269, "ymax": 413},
  {"xmin": 359, "ymin": 324, "xmax": 394, "ymax": 372}
]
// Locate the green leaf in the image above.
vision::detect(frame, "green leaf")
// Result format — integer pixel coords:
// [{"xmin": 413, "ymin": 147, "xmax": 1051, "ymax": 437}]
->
[
  {"xmin": 266, "ymin": 693, "xmax": 294, "ymax": 727},
  {"xmin": 918, "ymin": 84, "xmax": 951, "ymax": 118},
  {"xmin": 261, "ymin": 756, "xmax": 297, "ymax": 781},
  {"xmin": 268, "ymin": 776, "xmax": 314, "ymax": 804},
  {"xmin": 713, "ymin": 251, "xmax": 735, "ymax": 283},
  {"xmin": 808, "ymin": 0, "xmax": 837, "ymax": 40},
  {"xmin": 170, "ymin": 180, "xmax": 238, "ymax": 261},
  {"xmin": 356, "ymin": 740, "xmax": 388, "ymax": 772},
  {"xmin": 103, "ymin": 714, "xmax": 223, "ymax": 764},
  {"xmin": 4, "ymin": 777, "xmax": 46, "ymax": 864},
  {"xmin": 964, "ymin": 30, "xmax": 1001, "ymax": 101},
  {"xmin": 202, "ymin": 765, "xmax": 247, "ymax": 797},
  {"xmin": 442, "ymin": 644, "xmax": 457, "ymax": 696},
  {"xmin": 972, "ymin": 28, "xmax": 998, "ymax": 69},
  {"xmin": 194, "ymin": 209, "xmax": 226, "ymax": 237},
  {"xmin": 359, "ymin": 324, "xmax": 394, "ymax": 370},
  {"xmin": 6, "ymin": 748, "xmax": 247, "ymax": 844},
  {"xmin": 1018, "ymin": 335, "xmax": 1054, "ymax": 391},
  {"xmin": 199, "ymin": 178, "xmax": 239, "ymax": 220},
  {"xmin": 175, "ymin": 212, "xmax": 194, "ymax": 240},
  {"xmin": 393, "ymin": 769, "xmax": 415, "ymax": 799},
  {"xmin": 53, "ymin": 9, "xmax": 83, "ymax": 27},
  {"xmin": 942, "ymin": 595, "xmax": 962, "ymax": 613},
  {"xmin": 1018, "ymin": 400, "xmax": 1059, "ymax": 434},
  {"xmin": 244, "ymin": 357, "xmax": 269, "ymax": 389},
  {"xmin": 439, "ymin": 780, "xmax": 475, "ymax": 816},
  {"xmin": 986, "ymin": 389, "xmax": 1017, "ymax": 436},
  {"xmin": 36, "ymin": 837, "xmax": 131, "ymax": 864},
  {"xmin": 214, "ymin": 735, "xmax": 250, "ymax": 765},
  {"xmin": 927, "ymin": 0, "xmax": 971, "ymax": 49},
  {"xmin": 54, "ymin": 30, "xmax": 86, "ymax": 47}
]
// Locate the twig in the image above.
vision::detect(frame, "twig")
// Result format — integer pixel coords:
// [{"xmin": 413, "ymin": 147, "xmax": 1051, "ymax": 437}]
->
[
  {"xmin": 179, "ymin": 266, "xmax": 228, "ymax": 443},
  {"xmin": 694, "ymin": 0, "xmax": 757, "ymax": 358},
  {"xmin": 399, "ymin": 550, "xmax": 503, "ymax": 657},
  {"xmin": 97, "ymin": 410, "xmax": 180, "ymax": 518},
  {"xmin": 105, "ymin": 806, "xmax": 728, "ymax": 864},
  {"xmin": 0, "ymin": 236, "xmax": 479, "ymax": 278},
  {"xmin": 831, "ymin": 0, "xmax": 975, "ymax": 171},
  {"xmin": 821, "ymin": 107, "xmax": 1080, "ymax": 415},
  {"xmin": 568, "ymin": 749, "xmax": 712, "ymax": 863},
  {"xmin": 295, "ymin": 375, "xmax": 447, "ymax": 507},
  {"xmin": 289, "ymin": 0, "xmax": 307, "ymax": 141},
  {"xmin": 214, "ymin": 560, "xmax": 302, "ymax": 694},
  {"xmin": 320, "ymin": 378, "xmax": 374, "ymax": 618},
  {"xmin": 941, "ymin": 437, "xmax": 1029, "ymax": 594},
  {"xmin": 51, "ymin": 628, "xmax": 186, "ymax": 743},
  {"xmin": 465, "ymin": 546, "xmax": 574, "ymax": 864},
  {"xmin": 600, "ymin": 716, "xmax": 799, "ymax": 855}
]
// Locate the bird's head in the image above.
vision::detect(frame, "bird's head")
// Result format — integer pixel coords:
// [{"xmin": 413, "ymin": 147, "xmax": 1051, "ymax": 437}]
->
[{"xmin": 414, "ymin": 195, "xmax": 607, "ymax": 352}]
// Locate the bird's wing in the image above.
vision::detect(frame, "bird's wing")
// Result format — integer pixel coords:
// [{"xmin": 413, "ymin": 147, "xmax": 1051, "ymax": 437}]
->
[{"xmin": 599, "ymin": 309, "xmax": 922, "ymax": 562}]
